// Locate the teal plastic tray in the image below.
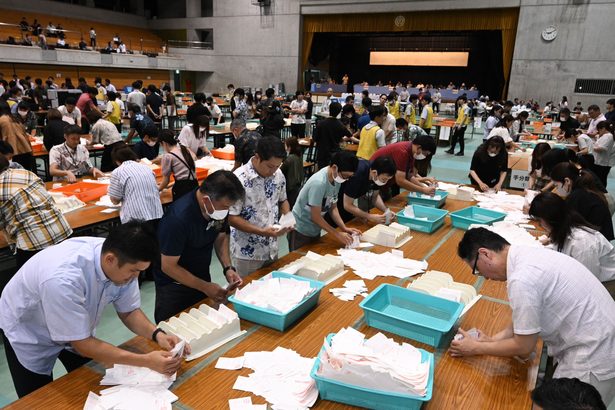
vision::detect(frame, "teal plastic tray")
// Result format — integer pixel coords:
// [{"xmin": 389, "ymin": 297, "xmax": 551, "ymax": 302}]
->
[
  {"xmin": 311, "ymin": 333, "xmax": 434, "ymax": 410},
  {"xmin": 359, "ymin": 284, "xmax": 463, "ymax": 347},
  {"xmin": 449, "ymin": 206, "xmax": 506, "ymax": 230},
  {"xmin": 406, "ymin": 189, "xmax": 448, "ymax": 208},
  {"xmin": 396, "ymin": 205, "xmax": 448, "ymax": 233},
  {"xmin": 228, "ymin": 271, "xmax": 324, "ymax": 332}
]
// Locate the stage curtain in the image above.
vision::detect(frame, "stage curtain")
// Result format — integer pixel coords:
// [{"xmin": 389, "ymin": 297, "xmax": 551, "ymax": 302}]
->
[{"xmin": 302, "ymin": 8, "xmax": 519, "ymax": 97}]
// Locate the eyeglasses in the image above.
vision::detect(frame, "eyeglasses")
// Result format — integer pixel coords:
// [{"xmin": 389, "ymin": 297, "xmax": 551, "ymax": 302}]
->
[{"xmin": 472, "ymin": 251, "xmax": 480, "ymax": 276}]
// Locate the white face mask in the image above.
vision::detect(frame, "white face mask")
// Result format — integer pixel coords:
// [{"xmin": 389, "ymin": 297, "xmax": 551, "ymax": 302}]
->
[
  {"xmin": 18, "ymin": 110, "xmax": 28, "ymax": 117},
  {"xmin": 372, "ymin": 173, "xmax": 387, "ymax": 186},
  {"xmin": 204, "ymin": 196, "xmax": 228, "ymax": 220},
  {"xmin": 146, "ymin": 140, "xmax": 156, "ymax": 147},
  {"xmin": 555, "ymin": 183, "xmax": 569, "ymax": 197},
  {"xmin": 488, "ymin": 152, "xmax": 498, "ymax": 158},
  {"xmin": 414, "ymin": 153, "xmax": 426, "ymax": 160},
  {"xmin": 333, "ymin": 167, "xmax": 347, "ymax": 184},
  {"xmin": 560, "ymin": 117, "xmax": 566, "ymax": 122},
  {"xmin": 536, "ymin": 168, "xmax": 542, "ymax": 177}
]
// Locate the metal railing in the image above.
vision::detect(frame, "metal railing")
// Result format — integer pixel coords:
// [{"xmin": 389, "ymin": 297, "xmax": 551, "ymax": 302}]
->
[{"xmin": 167, "ymin": 39, "xmax": 213, "ymax": 50}]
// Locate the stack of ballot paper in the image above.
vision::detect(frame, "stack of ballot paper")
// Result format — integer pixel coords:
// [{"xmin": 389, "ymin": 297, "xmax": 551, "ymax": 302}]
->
[
  {"xmin": 233, "ymin": 276, "xmax": 316, "ymax": 313},
  {"xmin": 361, "ymin": 222, "xmax": 413, "ymax": 248},
  {"xmin": 407, "ymin": 271, "xmax": 481, "ymax": 312},
  {"xmin": 330, "ymin": 279, "xmax": 368, "ymax": 301},
  {"xmin": 337, "ymin": 248, "xmax": 427, "ymax": 280},
  {"xmin": 95, "ymin": 195, "xmax": 121, "ymax": 208},
  {"xmin": 317, "ymin": 327, "xmax": 430, "ymax": 397},
  {"xmin": 279, "ymin": 251, "xmax": 346, "ymax": 284},
  {"xmin": 194, "ymin": 156, "xmax": 234, "ymax": 172},
  {"xmin": 469, "ymin": 221, "xmax": 543, "ymax": 247},
  {"xmin": 272, "ymin": 212, "xmax": 296, "ymax": 231},
  {"xmin": 228, "ymin": 347, "xmax": 318, "ymax": 409},
  {"xmin": 472, "ymin": 190, "xmax": 531, "ymax": 224},
  {"xmin": 49, "ymin": 192, "xmax": 86, "ymax": 214}
]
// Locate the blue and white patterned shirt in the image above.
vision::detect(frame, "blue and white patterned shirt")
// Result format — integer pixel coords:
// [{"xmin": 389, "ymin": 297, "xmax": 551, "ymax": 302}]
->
[
  {"xmin": 108, "ymin": 160, "xmax": 163, "ymax": 223},
  {"xmin": 230, "ymin": 158, "xmax": 287, "ymax": 261}
]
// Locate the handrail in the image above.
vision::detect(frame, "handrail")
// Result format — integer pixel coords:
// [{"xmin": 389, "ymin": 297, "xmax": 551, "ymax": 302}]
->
[{"xmin": 167, "ymin": 39, "xmax": 212, "ymax": 50}]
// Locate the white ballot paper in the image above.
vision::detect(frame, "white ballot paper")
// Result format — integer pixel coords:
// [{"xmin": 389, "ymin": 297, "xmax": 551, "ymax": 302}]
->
[
  {"xmin": 233, "ymin": 276, "xmax": 316, "ymax": 313},
  {"xmin": 330, "ymin": 279, "xmax": 368, "ymax": 301},
  {"xmin": 337, "ymin": 248, "xmax": 427, "ymax": 280},
  {"xmin": 216, "ymin": 356, "xmax": 245, "ymax": 370},
  {"xmin": 318, "ymin": 328, "xmax": 430, "ymax": 397},
  {"xmin": 229, "ymin": 397, "xmax": 267, "ymax": 410}
]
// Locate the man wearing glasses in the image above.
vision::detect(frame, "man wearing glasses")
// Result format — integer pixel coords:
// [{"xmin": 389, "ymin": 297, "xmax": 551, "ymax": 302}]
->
[{"xmin": 450, "ymin": 227, "xmax": 615, "ymax": 406}]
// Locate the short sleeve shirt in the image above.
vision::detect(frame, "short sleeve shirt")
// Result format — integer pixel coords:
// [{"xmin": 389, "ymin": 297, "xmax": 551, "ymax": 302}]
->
[
  {"xmin": 108, "ymin": 160, "xmax": 163, "ymax": 223},
  {"xmin": 290, "ymin": 100, "xmax": 308, "ymax": 124},
  {"xmin": 234, "ymin": 129, "xmax": 261, "ymax": 165},
  {"xmin": 178, "ymin": 125, "xmax": 208, "ymax": 156},
  {"xmin": 370, "ymin": 141, "xmax": 414, "ymax": 187},
  {"xmin": 229, "ymin": 160, "xmax": 287, "ymax": 261},
  {"xmin": 130, "ymin": 113, "xmax": 155, "ymax": 139},
  {"xmin": 292, "ymin": 166, "xmax": 341, "ymax": 237},
  {"xmin": 58, "ymin": 105, "xmax": 81, "ymax": 124},
  {"xmin": 91, "ymin": 119, "xmax": 122, "ymax": 146},
  {"xmin": 155, "ymin": 191, "xmax": 229, "ymax": 286},
  {"xmin": 341, "ymin": 159, "xmax": 374, "ymax": 199},
  {"xmin": 49, "ymin": 143, "xmax": 93, "ymax": 180},
  {"xmin": 0, "ymin": 237, "xmax": 140, "ymax": 374},
  {"xmin": 506, "ymin": 245, "xmax": 615, "ymax": 382}
]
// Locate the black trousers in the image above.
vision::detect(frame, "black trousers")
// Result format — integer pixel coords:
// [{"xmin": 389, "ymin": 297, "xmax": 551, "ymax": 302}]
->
[
  {"xmin": 450, "ymin": 126, "xmax": 467, "ymax": 153},
  {"xmin": 154, "ymin": 282, "xmax": 207, "ymax": 323},
  {"xmin": 290, "ymin": 123, "xmax": 306, "ymax": 138},
  {"xmin": 2, "ymin": 331, "xmax": 90, "ymax": 398},
  {"xmin": 287, "ymin": 230, "xmax": 319, "ymax": 252},
  {"xmin": 593, "ymin": 164, "xmax": 611, "ymax": 188}
]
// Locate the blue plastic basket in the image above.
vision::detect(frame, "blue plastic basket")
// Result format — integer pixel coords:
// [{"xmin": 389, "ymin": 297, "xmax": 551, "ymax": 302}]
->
[
  {"xmin": 228, "ymin": 271, "xmax": 325, "ymax": 331},
  {"xmin": 449, "ymin": 206, "xmax": 507, "ymax": 230},
  {"xmin": 406, "ymin": 190, "xmax": 448, "ymax": 208},
  {"xmin": 395, "ymin": 205, "xmax": 448, "ymax": 233},
  {"xmin": 359, "ymin": 284, "xmax": 463, "ymax": 347},
  {"xmin": 311, "ymin": 333, "xmax": 434, "ymax": 410}
]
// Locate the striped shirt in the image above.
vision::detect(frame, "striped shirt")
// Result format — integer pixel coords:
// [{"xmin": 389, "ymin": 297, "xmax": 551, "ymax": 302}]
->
[
  {"xmin": 0, "ymin": 169, "xmax": 72, "ymax": 251},
  {"xmin": 108, "ymin": 160, "xmax": 163, "ymax": 223}
]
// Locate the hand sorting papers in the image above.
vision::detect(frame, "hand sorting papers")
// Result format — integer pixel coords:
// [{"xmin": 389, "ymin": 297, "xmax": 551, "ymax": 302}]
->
[
  {"xmin": 233, "ymin": 276, "xmax": 316, "ymax": 313},
  {"xmin": 330, "ymin": 279, "xmax": 368, "ymax": 301},
  {"xmin": 337, "ymin": 248, "xmax": 428, "ymax": 280},
  {"xmin": 318, "ymin": 327, "xmax": 430, "ymax": 397},
  {"xmin": 225, "ymin": 347, "xmax": 318, "ymax": 409}
]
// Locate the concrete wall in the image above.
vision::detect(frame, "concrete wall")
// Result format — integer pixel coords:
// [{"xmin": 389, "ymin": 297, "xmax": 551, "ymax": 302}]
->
[{"xmin": 508, "ymin": 0, "xmax": 615, "ymax": 107}]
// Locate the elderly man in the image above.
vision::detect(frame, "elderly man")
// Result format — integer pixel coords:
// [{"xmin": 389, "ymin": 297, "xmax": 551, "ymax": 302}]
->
[
  {"xmin": 585, "ymin": 104, "xmax": 607, "ymax": 137},
  {"xmin": 450, "ymin": 227, "xmax": 615, "ymax": 406},
  {"xmin": 321, "ymin": 88, "xmax": 336, "ymax": 113},
  {"xmin": 232, "ymin": 119, "xmax": 261, "ymax": 170}
]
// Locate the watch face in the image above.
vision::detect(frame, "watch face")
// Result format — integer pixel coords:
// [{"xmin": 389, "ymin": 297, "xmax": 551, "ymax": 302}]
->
[{"xmin": 542, "ymin": 26, "xmax": 557, "ymax": 41}]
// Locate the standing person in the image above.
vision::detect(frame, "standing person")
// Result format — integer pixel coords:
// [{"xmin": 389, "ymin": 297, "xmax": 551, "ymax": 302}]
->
[
  {"xmin": 43, "ymin": 108, "xmax": 70, "ymax": 151},
  {"xmin": 290, "ymin": 90, "xmax": 308, "ymax": 138},
  {"xmin": 418, "ymin": 95, "xmax": 434, "ymax": 135},
  {"xmin": 281, "ymin": 137, "xmax": 303, "ymax": 208},
  {"xmin": 605, "ymin": 99, "xmax": 615, "ymax": 122},
  {"xmin": 87, "ymin": 111, "xmax": 124, "ymax": 172},
  {"xmin": 157, "ymin": 129, "xmax": 198, "ymax": 200},
  {"xmin": 15, "ymin": 101, "xmax": 38, "ymax": 138},
  {"xmin": 231, "ymin": 88, "xmax": 249, "ymax": 122},
  {"xmin": 591, "ymin": 121, "xmax": 615, "ymax": 187},
  {"xmin": 109, "ymin": 146, "xmax": 162, "ymax": 225},
  {"xmin": 404, "ymin": 94, "xmax": 419, "ymax": 125},
  {"xmin": 0, "ymin": 101, "xmax": 33, "ymax": 171},
  {"xmin": 76, "ymin": 87, "xmax": 103, "ymax": 117},
  {"xmin": 550, "ymin": 162, "xmax": 614, "ymax": 241},
  {"xmin": 483, "ymin": 105, "xmax": 502, "ymax": 141},
  {"xmin": 49, "ymin": 125, "xmax": 105, "ymax": 182},
  {"xmin": 385, "ymin": 93, "xmax": 401, "ymax": 119},
  {"xmin": 305, "ymin": 91, "xmax": 314, "ymax": 137},
  {"xmin": 154, "ymin": 171, "xmax": 245, "ymax": 322},
  {"xmin": 186, "ymin": 92, "xmax": 211, "ymax": 125},
  {"xmin": 58, "ymin": 97, "xmax": 82, "ymax": 127},
  {"xmin": 469, "ymin": 136, "xmax": 507, "ymax": 192},
  {"xmin": 126, "ymin": 81, "xmax": 146, "ymax": 114},
  {"xmin": 103, "ymin": 91, "xmax": 123, "ymax": 133},
  {"xmin": 178, "ymin": 115, "xmax": 211, "ymax": 157},
  {"xmin": 585, "ymin": 105, "xmax": 607, "ymax": 138},
  {"xmin": 229, "ymin": 137, "xmax": 292, "ymax": 277},
  {"xmin": 260, "ymin": 101, "xmax": 285, "ymax": 138},
  {"xmin": 557, "ymin": 108, "xmax": 580, "ymax": 135},
  {"xmin": 205, "ymin": 96, "xmax": 222, "ymax": 125},
  {"xmin": 89, "ymin": 27, "xmax": 96, "ymax": 47},
  {"xmin": 450, "ymin": 227, "xmax": 615, "ymax": 406},
  {"xmin": 105, "ymin": 78, "xmax": 116, "ymax": 93},
  {"xmin": 231, "ymin": 119, "xmax": 261, "ymax": 170},
  {"xmin": 446, "ymin": 96, "xmax": 471, "ymax": 156},
  {"xmin": 0, "ymin": 222, "xmax": 186, "ymax": 399},
  {"xmin": 432, "ymin": 88, "xmax": 442, "ymax": 113},
  {"xmin": 145, "ymin": 84, "xmax": 163, "ymax": 124},
  {"xmin": 288, "ymin": 151, "xmax": 361, "ymax": 251},
  {"xmin": 321, "ymin": 88, "xmax": 335, "ymax": 113},
  {"xmin": 126, "ymin": 104, "xmax": 155, "ymax": 142},
  {"xmin": 559, "ymin": 95, "xmax": 568, "ymax": 110},
  {"xmin": 313, "ymin": 102, "xmax": 351, "ymax": 169},
  {"xmin": 356, "ymin": 105, "xmax": 386, "ymax": 161},
  {"xmin": 163, "ymin": 85, "xmax": 177, "ymax": 130},
  {"xmin": 510, "ymin": 110, "xmax": 530, "ymax": 141}
]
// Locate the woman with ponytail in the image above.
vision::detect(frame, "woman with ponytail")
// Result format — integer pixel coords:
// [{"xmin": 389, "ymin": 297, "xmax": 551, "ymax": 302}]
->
[{"xmin": 157, "ymin": 129, "xmax": 199, "ymax": 200}]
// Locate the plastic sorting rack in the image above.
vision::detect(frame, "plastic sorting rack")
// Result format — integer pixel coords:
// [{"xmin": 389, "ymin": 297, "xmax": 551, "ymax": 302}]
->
[
  {"xmin": 406, "ymin": 189, "xmax": 448, "ymax": 208},
  {"xmin": 395, "ymin": 205, "xmax": 448, "ymax": 234},
  {"xmin": 157, "ymin": 303, "xmax": 245, "ymax": 361},
  {"xmin": 359, "ymin": 284, "xmax": 463, "ymax": 348},
  {"xmin": 407, "ymin": 271, "xmax": 478, "ymax": 306},
  {"xmin": 310, "ymin": 333, "xmax": 434, "ymax": 410},
  {"xmin": 361, "ymin": 222, "xmax": 413, "ymax": 248},
  {"xmin": 278, "ymin": 254, "xmax": 345, "ymax": 284},
  {"xmin": 449, "ymin": 206, "xmax": 507, "ymax": 230}
]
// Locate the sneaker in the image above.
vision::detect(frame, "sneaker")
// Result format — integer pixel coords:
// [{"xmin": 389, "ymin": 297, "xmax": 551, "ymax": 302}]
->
[
  {"xmin": 455, "ymin": 152, "xmax": 464, "ymax": 156},
  {"xmin": 445, "ymin": 149, "xmax": 454, "ymax": 154}
]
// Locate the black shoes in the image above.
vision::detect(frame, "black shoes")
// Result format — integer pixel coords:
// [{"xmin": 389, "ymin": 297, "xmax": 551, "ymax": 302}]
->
[
  {"xmin": 455, "ymin": 152, "xmax": 464, "ymax": 156},
  {"xmin": 445, "ymin": 149, "xmax": 454, "ymax": 154}
]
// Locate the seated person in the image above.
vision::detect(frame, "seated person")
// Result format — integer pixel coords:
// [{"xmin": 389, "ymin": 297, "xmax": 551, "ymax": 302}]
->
[
  {"xmin": 49, "ymin": 124, "xmax": 104, "ymax": 182},
  {"xmin": 132, "ymin": 126, "xmax": 160, "ymax": 162},
  {"xmin": 0, "ymin": 140, "xmax": 24, "ymax": 169}
]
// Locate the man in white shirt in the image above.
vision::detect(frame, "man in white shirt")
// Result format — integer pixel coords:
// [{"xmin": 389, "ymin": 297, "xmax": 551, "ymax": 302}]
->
[
  {"xmin": 321, "ymin": 88, "xmax": 336, "ymax": 113},
  {"xmin": 432, "ymin": 89, "xmax": 442, "ymax": 113},
  {"xmin": 381, "ymin": 107, "xmax": 397, "ymax": 145},
  {"xmin": 57, "ymin": 97, "xmax": 82, "ymax": 127},
  {"xmin": 127, "ymin": 81, "xmax": 146, "ymax": 114},
  {"xmin": 450, "ymin": 227, "xmax": 615, "ymax": 406},
  {"xmin": 289, "ymin": 90, "xmax": 308, "ymax": 138},
  {"xmin": 105, "ymin": 78, "xmax": 117, "ymax": 93},
  {"xmin": 586, "ymin": 104, "xmax": 607, "ymax": 137}
]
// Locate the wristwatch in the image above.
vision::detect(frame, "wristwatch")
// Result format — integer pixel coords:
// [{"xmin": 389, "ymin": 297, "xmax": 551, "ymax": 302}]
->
[
  {"xmin": 223, "ymin": 265, "xmax": 236, "ymax": 275},
  {"xmin": 152, "ymin": 328, "xmax": 166, "ymax": 342}
]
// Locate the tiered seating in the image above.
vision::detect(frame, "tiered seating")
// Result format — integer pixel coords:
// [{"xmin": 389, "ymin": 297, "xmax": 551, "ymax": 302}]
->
[{"xmin": 0, "ymin": 9, "xmax": 163, "ymax": 53}]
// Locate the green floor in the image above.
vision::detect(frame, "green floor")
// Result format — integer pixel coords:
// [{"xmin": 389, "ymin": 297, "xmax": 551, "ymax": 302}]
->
[{"xmin": 1, "ymin": 127, "xmax": 614, "ymax": 408}]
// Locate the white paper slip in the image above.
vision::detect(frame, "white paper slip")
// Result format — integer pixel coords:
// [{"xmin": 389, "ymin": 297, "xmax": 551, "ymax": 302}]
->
[
  {"xmin": 233, "ymin": 376, "xmax": 254, "ymax": 392},
  {"xmin": 170, "ymin": 339, "xmax": 186, "ymax": 358},
  {"xmin": 100, "ymin": 208, "xmax": 117, "ymax": 214},
  {"xmin": 229, "ymin": 397, "xmax": 253, "ymax": 410},
  {"xmin": 216, "ymin": 356, "xmax": 245, "ymax": 370},
  {"xmin": 278, "ymin": 212, "xmax": 296, "ymax": 228}
]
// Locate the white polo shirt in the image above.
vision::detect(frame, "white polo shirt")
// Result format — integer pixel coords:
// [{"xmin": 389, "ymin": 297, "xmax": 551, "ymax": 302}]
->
[
  {"xmin": 506, "ymin": 245, "xmax": 615, "ymax": 382},
  {"xmin": 553, "ymin": 227, "xmax": 615, "ymax": 282}
]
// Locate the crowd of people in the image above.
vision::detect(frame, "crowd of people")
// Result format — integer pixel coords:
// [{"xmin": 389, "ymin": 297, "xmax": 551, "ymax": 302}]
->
[{"xmin": 0, "ymin": 72, "xmax": 613, "ymax": 408}]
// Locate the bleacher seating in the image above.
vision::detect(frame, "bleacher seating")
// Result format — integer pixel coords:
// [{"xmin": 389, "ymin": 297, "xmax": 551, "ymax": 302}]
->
[{"xmin": 0, "ymin": 9, "xmax": 163, "ymax": 54}]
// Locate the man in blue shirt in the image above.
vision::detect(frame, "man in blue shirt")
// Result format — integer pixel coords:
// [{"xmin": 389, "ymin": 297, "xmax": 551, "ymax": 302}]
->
[
  {"xmin": 0, "ymin": 222, "xmax": 187, "ymax": 398},
  {"xmin": 357, "ymin": 97, "xmax": 372, "ymax": 130},
  {"xmin": 126, "ymin": 104, "xmax": 155, "ymax": 143},
  {"xmin": 155, "ymin": 170, "xmax": 245, "ymax": 322}
]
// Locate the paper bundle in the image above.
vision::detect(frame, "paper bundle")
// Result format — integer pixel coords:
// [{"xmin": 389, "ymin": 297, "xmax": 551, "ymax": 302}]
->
[
  {"xmin": 330, "ymin": 279, "xmax": 368, "ymax": 301},
  {"xmin": 337, "ymin": 248, "xmax": 427, "ymax": 280},
  {"xmin": 230, "ymin": 347, "xmax": 318, "ymax": 410},
  {"xmin": 472, "ymin": 191, "xmax": 529, "ymax": 224},
  {"xmin": 468, "ymin": 221, "xmax": 543, "ymax": 247},
  {"xmin": 49, "ymin": 193, "xmax": 86, "ymax": 214},
  {"xmin": 317, "ymin": 328, "xmax": 430, "ymax": 396},
  {"xmin": 95, "ymin": 195, "xmax": 121, "ymax": 208},
  {"xmin": 233, "ymin": 276, "xmax": 316, "ymax": 313},
  {"xmin": 272, "ymin": 212, "xmax": 296, "ymax": 231},
  {"xmin": 216, "ymin": 144, "xmax": 235, "ymax": 153},
  {"xmin": 408, "ymin": 271, "xmax": 479, "ymax": 305},
  {"xmin": 194, "ymin": 156, "xmax": 234, "ymax": 172}
]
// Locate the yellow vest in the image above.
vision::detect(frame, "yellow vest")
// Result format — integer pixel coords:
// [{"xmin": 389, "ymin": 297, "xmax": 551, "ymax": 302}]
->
[
  {"xmin": 405, "ymin": 104, "xmax": 416, "ymax": 125},
  {"xmin": 357, "ymin": 124, "xmax": 381, "ymax": 160},
  {"xmin": 108, "ymin": 101, "xmax": 121, "ymax": 125},
  {"xmin": 456, "ymin": 103, "xmax": 471, "ymax": 126},
  {"xmin": 422, "ymin": 105, "xmax": 433, "ymax": 129},
  {"xmin": 387, "ymin": 101, "xmax": 401, "ymax": 119}
]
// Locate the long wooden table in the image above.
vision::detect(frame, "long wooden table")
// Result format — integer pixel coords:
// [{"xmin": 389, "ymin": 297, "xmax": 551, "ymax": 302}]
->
[{"xmin": 5, "ymin": 190, "xmax": 541, "ymax": 409}]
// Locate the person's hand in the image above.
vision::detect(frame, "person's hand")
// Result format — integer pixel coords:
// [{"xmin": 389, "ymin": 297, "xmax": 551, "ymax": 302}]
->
[
  {"xmin": 155, "ymin": 332, "xmax": 192, "ymax": 356},
  {"xmin": 344, "ymin": 227, "xmax": 362, "ymax": 236},
  {"xmin": 261, "ymin": 226, "xmax": 287, "ymax": 237},
  {"xmin": 224, "ymin": 269, "xmax": 243, "ymax": 289},
  {"xmin": 449, "ymin": 329, "xmax": 483, "ymax": 357},
  {"xmin": 422, "ymin": 185, "xmax": 436, "ymax": 196},
  {"xmin": 334, "ymin": 231, "xmax": 353, "ymax": 246},
  {"xmin": 144, "ymin": 350, "xmax": 182, "ymax": 376},
  {"xmin": 92, "ymin": 168, "xmax": 105, "ymax": 179},
  {"xmin": 479, "ymin": 182, "xmax": 490, "ymax": 192},
  {"xmin": 202, "ymin": 282, "xmax": 228, "ymax": 303},
  {"xmin": 65, "ymin": 171, "xmax": 77, "ymax": 183},
  {"xmin": 494, "ymin": 183, "xmax": 502, "ymax": 193},
  {"xmin": 367, "ymin": 213, "xmax": 386, "ymax": 224}
]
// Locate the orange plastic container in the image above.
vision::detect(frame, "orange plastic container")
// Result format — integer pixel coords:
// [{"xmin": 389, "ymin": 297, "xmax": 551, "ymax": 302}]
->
[
  {"xmin": 50, "ymin": 182, "xmax": 108, "ymax": 202},
  {"xmin": 31, "ymin": 142, "xmax": 45, "ymax": 153},
  {"xmin": 211, "ymin": 149, "xmax": 235, "ymax": 160},
  {"xmin": 195, "ymin": 167, "xmax": 208, "ymax": 180}
]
